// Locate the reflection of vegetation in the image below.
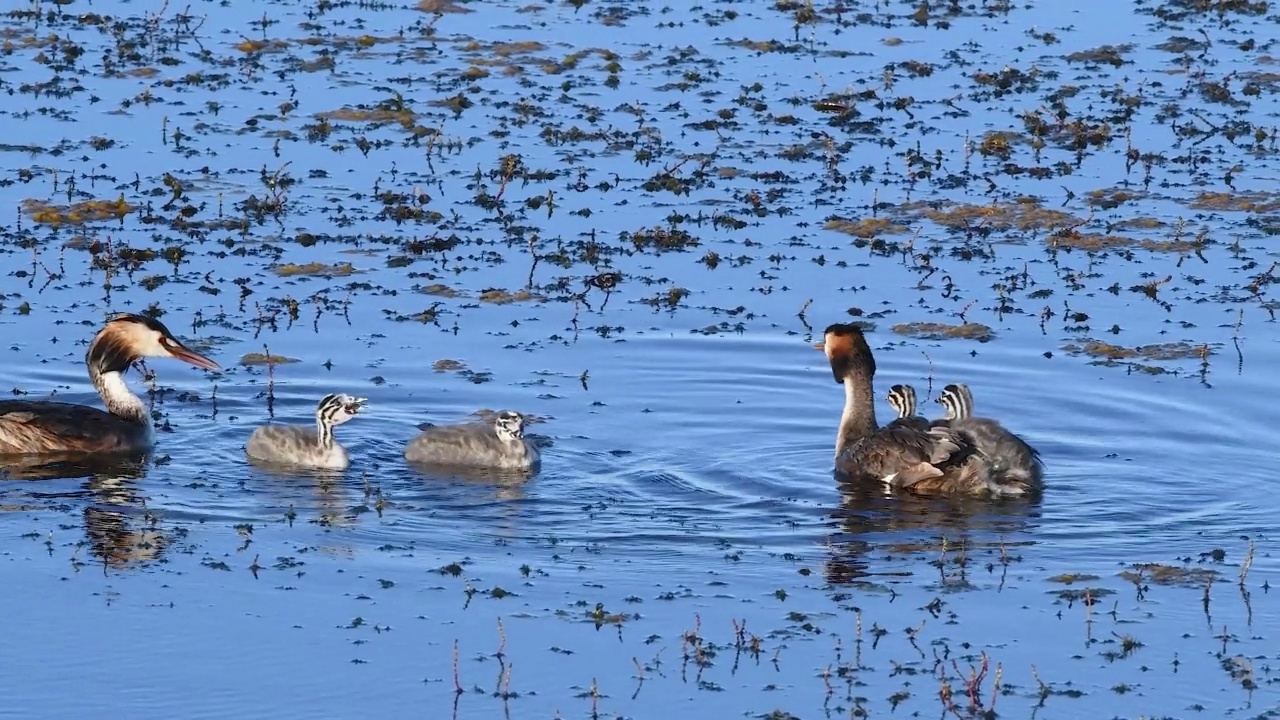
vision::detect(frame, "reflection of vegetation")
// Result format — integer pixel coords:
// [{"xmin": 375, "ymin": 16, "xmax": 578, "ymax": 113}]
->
[{"xmin": 85, "ymin": 506, "xmax": 168, "ymax": 567}]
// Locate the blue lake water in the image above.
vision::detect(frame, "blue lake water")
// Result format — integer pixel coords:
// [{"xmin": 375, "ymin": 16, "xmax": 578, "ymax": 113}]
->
[{"xmin": 0, "ymin": 0, "xmax": 1277, "ymax": 717}]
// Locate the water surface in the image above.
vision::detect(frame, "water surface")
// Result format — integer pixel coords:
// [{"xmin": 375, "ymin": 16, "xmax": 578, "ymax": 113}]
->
[{"xmin": 0, "ymin": 0, "xmax": 1277, "ymax": 717}]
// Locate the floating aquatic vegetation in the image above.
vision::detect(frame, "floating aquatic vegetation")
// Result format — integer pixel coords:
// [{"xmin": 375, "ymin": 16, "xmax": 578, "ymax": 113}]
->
[
  {"xmin": 1139, "ymin": 236, "xmax": 1207, "ymax": 254},
  {"xmin": 239, "ymin": 353, "xmax": 300, "ymax": 366},
  {"xmin": 970, "ymin": 65, "xmax": 1044, "ymax": 98},
  {"xmin": 416, "ymin": 0, "xmax": 473, "ymax": 14},
  {"xmin": 1063, "ymin": 339, "xmax": 1209, "ymax": 362},
  {"xmin": 1050, "ymin": 233, "xmax": 1136, "ymax": 251},
  {"xmin": 1084, "ymin": 188, "xmax": 1145, "ymax": 209},
  {"xmin": 235, "ymin": 39, "xmax": 290, "ymax": 54},
  {"xmin": 1187, "ymin": 190, "xmax": 1280, "ymax": 213},
  {"xmin": 625, "ymin": 227, "xmax": 700, "ymax": 254},
  {"xmin": 479, "ymin": 288, "xmax": 539, "ymax": 304},
  {"xmin": 458, "ymin": 369, "xmax": 492, "ymax": 384},
  {"xmin": 417, "ymin": 284, "xmax": 461, "ymax": 297},
  {"xmin": 640, "ymin": 287, "xmax": 691, "ymax": 311},
  {"xmin": 1049, "ymin": 586, "xmax": 1116, "ymax": 603},
  {"xmin": 976, "ymin": 130, "xmax": 1025, "ymax": 160},
  {"xmin": 22, "ymin": 196, "xmax": 135, "ymax": 225},
  {"xmin": 892, "ymin": 322, "xmax": 995, "ymax": 342},
  {"xmin": 1119, "ymin": 563, "xmax": 1217, "ymax": 587},
  {"xmin": 1046, "ymin": 573, "xmax": 1101, "ymax": 584},
  {"xmin": 273, "ymin": 262, "xmax": 355, "ymax": 277},
  {"xmin": 912, "ymin": 200, "xmax": 1080, "ymax": 234},
  {"xmin": 1065, "ymin": 44, "xmax": 1134, "ymax": 68},
  {"xmin": 824, "ymin": 217, "xmax": 910, "ymax": 238},
  {"xmin": 317, "ymin": 106, "xmax": 417, "ymax": 127}
]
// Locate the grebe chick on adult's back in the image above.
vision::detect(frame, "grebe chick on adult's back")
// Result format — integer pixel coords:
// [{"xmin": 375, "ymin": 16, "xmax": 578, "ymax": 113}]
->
[
  {"xmin": 404, "ymin": 410, "xmax": 539, "ymax": 470},
  {"xmin": 885, "ymin": 384, "xmax": 931, "ymax": 432},
  {"xmin": 245, "ymin": 393, "xmax": 367, "ymax": 470},
  {"xmin": 936, "ymin": 383, "xmax": 1043, "ymax": 495},
  {"xmin": 0, "ymin": 313, "xmax": 219, "ymax": 456}
]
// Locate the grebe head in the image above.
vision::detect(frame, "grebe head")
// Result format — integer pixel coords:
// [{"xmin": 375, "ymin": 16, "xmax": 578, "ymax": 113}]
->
[
  {"xmin": 937, "ymin": 383, "xmax": 974, "ymax": 421},
  {"xmin": 886, "ymin": 384, "xmax": 917, "ymax": 419},
  {"xmin": 89, "ymin": 313, "xmax": 221, "ymax": 374},
  {"xmin": 494, "ymin": 410, "xmax": 525, "ymax": 442},
  {"xmin": 317, "ymin": 394, "xmax": 367, "ymax": 428},
  {"xmin": 822, "ymin": 323, "xmax": 875, "ymax": 384}
]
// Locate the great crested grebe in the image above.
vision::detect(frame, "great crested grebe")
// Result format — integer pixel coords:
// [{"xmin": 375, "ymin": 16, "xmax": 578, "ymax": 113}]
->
[
  {"xmin": 822, "ymin": 323, "xmax": 1016, "ymax": 496},
  {"xmin": 245, "ymin": 393, "xmax": 367, "ymax": 470},
  {"xmin": 937, "ymin": 383, "xmax": 1043, "ymax": 494},
  {"xmin": 404, "ymin": 410, "xmax": 540, "ymax": 470},
  {"xmin": 0, "ymin": 313, "xmax": 219, "ymax": 456}
]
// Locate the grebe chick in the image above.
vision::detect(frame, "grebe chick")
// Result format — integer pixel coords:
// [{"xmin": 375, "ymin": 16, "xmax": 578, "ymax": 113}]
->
[
  {"xmin": 0, "ymin": 313, "xmax": 219, "ymax": 456},
  {"xmin": 822, "ymin": 323, "xmax": 1009, "ymax": 496},
  {"xmin": 937, "ymin": 383, "xmax": 1043, "ymax": 494},
  {"xmin": 404, "ymin": 410, "xmax": 539, "ymax": 470},
  {"xmin": 885, "ymin": 384, "xmax": 930, "ymax": 431},
  {"xmin": 246, "ymin": 393, "xmax": 367, "ymax": 470}
]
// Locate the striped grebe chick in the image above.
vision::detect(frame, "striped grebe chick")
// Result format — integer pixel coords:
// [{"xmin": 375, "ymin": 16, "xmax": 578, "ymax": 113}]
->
[
  {"xmin": 404, "ymin": 410, "xmax": 539, "ymax": 470},
  {"xmin": 885, "ymin": 383, "xmax": 931, "ymax": 431},
  {"xmin": 0, "ymin": 313, "xmax": 219, "ymax": 456},
  {"xmin": 246, "ymin": 393, "xmax": 367, "ymax": 470},
  {"xmin": 937, "ymin": 383, "xmax": 1043, "ymax": 495}
]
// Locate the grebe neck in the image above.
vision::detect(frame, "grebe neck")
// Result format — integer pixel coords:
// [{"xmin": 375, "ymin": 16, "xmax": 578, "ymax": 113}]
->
[
  {"xmin": 836, "ymin": 371, "xmax": 877, "ymax": 455},
  {"xmin": 315, "ymin": 416, "xmax": 334, "ymax": 450},
  {"xmin": 91, "ymin": 367, "xmax": 150, "ymax": 425}
]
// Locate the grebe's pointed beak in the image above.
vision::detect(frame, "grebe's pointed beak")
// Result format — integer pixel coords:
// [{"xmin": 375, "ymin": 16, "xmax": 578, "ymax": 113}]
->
[{"xmin": 164, "ymin": 339, "xmax": 220, "ymax": 371}]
